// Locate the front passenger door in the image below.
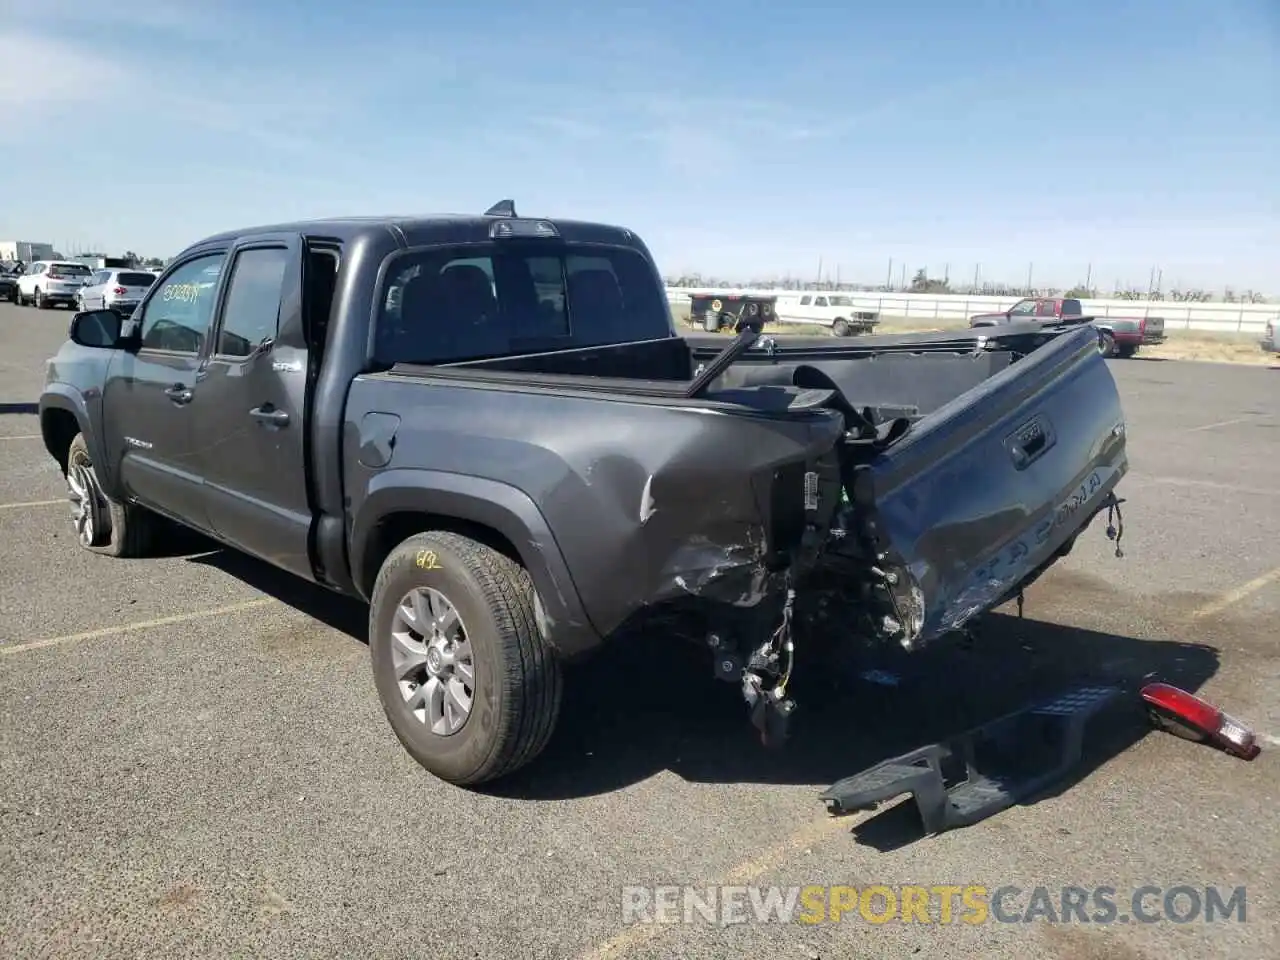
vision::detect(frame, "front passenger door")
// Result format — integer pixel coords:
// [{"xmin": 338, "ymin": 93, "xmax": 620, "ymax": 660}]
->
[{"xmin": 101, "ymin": 252, "xmax": 227, "ymax": 527}]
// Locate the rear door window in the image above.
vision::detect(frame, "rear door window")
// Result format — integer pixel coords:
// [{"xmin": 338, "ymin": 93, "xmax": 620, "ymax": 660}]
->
[
  {"xmin": 214, "ymin": 247, "xmax": 288, "ymax": 357},
  {"xmin": 375, "ymin": 243, "xmax": 669, "ymax": 364}
]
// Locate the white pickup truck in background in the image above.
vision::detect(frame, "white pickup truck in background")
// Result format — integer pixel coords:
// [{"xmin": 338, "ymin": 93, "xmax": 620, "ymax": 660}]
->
[{"xmin": 773, "ymin": 293, "xmax": 879, "ymax": 336}]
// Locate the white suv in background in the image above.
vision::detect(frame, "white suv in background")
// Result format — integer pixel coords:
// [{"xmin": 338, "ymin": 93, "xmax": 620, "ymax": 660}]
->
[
  {"xmin": 14, "ymin": 260, "xmax": 94, "ymax": 309},
  {"xmin": 76, "ymin": 268, "xmax": 159, "ymax": 316}
]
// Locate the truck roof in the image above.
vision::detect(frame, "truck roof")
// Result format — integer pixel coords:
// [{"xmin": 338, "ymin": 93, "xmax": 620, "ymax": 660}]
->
[{"xmin": 183, "ymin": 202, "xmax": 647, "ymax": 256}]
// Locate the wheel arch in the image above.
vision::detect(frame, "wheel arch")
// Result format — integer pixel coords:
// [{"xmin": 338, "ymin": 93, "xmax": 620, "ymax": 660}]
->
[
  {"xmin": 350, "ymin": 470, "xmax": 603, "ymax": 659},
  {"xmin": 39, "ymin": 389, "xmax": 98, "ymax": 474}
]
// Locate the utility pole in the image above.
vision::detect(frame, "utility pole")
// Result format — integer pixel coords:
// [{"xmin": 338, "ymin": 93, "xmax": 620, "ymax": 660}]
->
[
  {"xmin": 1026, "ymin": 263, "xmax": 1034, "ymax": 293},
  {"xmin": 816, "ymin": 256, "xmax": 823, "ymax": 287},
  {"xmin": 973, "ymin": 264, "xmax": 980, "ymax": 290},
  {"xmin": 886, "ymin": 258, "xmax": 893, "ymax": 291},
  {"xmin": 1085, "ymin": 263, "xmax": 1092, "ymax": 290}
]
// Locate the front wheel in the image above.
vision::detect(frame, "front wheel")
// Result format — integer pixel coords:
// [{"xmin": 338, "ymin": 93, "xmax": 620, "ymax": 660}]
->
[
  {"xmin": 368, "ymin": 530, "xmax": 563, "ymax": 786},
  {"xmin": 832, "ymin": 318, "xmax": 851, "ymax": 337},
  {"xmin": 1117, "ymin": 344, "xmax": 1138, "ymax": 359},
  {"xmin": 65, "ymin": 433, "xmax": 157, "ymax": 557}
]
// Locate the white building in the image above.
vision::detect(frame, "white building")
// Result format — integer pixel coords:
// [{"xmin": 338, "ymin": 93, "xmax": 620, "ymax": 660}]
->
[{"xmin": 0, "ymin": 240, "xmax": 57, "ymax": 262}]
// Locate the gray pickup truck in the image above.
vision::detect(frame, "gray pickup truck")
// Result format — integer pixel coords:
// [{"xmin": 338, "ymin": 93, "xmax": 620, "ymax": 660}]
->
[{"xmin": 39, "ymin": 202, "xmax": 1130, "ymax": 786}]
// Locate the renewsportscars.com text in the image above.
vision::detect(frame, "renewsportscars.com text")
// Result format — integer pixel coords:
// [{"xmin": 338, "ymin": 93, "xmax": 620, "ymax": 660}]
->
[{"xmin": 621, "ymin": 884, "xmax": 1248, "ymax": 926}]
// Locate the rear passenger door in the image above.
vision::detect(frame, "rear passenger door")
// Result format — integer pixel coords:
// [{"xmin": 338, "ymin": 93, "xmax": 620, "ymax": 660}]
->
[{"xmin": 193, "ymin": 235, "xmax": 315, "ymax": 579}]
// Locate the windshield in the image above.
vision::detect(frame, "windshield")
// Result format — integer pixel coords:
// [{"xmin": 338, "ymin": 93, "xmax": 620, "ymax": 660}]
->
[
  {"xmin": 375, "ymin": 242, "xmax": 670, "ymax": 364},
  {"xmin": 49, "ymin": 264, "xmax": 92, "ymax": 279}
]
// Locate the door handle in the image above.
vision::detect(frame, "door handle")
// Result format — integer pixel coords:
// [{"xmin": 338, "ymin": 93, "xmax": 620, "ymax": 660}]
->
[
  {"xmin": 250, "ymin": 405, "xmax": 290, "ymax": 427},
  {"xmin": 164, "ymin": 384, "xmax": 194, "ymax": 404}
]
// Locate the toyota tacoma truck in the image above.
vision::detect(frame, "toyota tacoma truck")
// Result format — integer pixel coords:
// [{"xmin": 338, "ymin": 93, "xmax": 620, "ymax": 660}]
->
[
  {"xmin": 39, "ymin": 202, "xmax": 1130, "ymax": 787},
  {"xmin": 969, "ymin": 296, "xmax": 1165, "ymax": 358}
]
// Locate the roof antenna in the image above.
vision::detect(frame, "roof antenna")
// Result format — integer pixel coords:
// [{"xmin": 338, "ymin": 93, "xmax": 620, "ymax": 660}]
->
[{"xmin": 484, "ymin": 199, "xmax": 517, "ymax": 218}]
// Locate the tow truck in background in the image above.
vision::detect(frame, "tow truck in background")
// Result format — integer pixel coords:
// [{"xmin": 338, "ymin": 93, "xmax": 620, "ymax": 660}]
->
[{"xmin": 969, "ymin": 296, "xmax": 1166, "ymax": 358}]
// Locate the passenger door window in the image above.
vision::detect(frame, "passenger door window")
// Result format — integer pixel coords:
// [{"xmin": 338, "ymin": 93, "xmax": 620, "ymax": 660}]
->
[
  {"xmin": 138, "ymin": 253, "xmax": 226, "ymax": 353},
  {"xmin": 1008, "ymin": 299, "xmax": 1037, "ymax": 317},
  {"xmin": 814, "ymin": 296, "xmax": 828, "ymax": 307},
  {"xmin": 214, "ymin": 247, "xmax": 289, "ymax": 357},
  {"xmin": 799, "ymin": 296, "xmax": 811, "ymax": 305}
]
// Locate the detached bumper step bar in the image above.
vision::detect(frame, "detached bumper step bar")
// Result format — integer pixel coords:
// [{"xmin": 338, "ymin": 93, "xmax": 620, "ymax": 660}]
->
[{"xmin": 819, "ymin": 684, "xmax": 1124, "ymax": 835}]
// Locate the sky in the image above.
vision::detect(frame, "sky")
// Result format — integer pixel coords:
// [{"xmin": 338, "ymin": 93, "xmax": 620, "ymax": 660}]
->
[{"xmin": 1, "ymin": 0, "xmax": 1276, "ymax": 292}]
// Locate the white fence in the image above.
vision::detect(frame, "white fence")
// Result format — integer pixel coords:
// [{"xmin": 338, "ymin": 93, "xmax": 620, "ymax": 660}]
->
[{"xmin": 665, "ymin": 288, "xmax": 1274, "ymax": 335}]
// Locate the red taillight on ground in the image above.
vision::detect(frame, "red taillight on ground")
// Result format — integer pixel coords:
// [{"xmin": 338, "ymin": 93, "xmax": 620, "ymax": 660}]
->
[
  {"xmin": 112, "ymin": 286, "xmax": 127, "ymax": 295},
  {"xmin": 1140, "ymin": 682, "xmax": 1260, "ymax": 760}
]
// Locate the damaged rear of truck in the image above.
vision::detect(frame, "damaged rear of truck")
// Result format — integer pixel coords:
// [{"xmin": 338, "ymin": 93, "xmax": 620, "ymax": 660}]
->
[{"xmin": 349, "ymin": 316, "xmax": 1127, "ymax": 768}]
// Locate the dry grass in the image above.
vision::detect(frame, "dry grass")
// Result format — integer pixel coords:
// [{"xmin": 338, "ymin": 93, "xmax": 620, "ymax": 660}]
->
[{"xmin": 1142, "ymin": 337, "xmax": 1276, "ymax": 366}]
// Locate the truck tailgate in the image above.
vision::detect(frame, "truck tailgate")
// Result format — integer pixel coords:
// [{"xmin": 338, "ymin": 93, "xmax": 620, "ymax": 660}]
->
[{"xmin": 848, "ymin": 326, "xmax": 1127, "ymax": 645}]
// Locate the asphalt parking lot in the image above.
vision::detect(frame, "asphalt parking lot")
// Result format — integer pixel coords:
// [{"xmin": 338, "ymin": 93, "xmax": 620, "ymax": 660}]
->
[{"xmin": 1, "ymin": 301, "xmax": 1277, "ymax": 959}]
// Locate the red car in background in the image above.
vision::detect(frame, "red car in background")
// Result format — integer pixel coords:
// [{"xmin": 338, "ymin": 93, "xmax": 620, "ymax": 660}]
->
[{"xmin": 970, "ymin": 297, "xmax": 1166, "ymax": 358}]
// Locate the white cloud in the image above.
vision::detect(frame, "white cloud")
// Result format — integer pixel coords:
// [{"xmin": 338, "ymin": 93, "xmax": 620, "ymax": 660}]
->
[{"xmin": 0, "ymin": 32, "xmax": 134, "ymax": 113}]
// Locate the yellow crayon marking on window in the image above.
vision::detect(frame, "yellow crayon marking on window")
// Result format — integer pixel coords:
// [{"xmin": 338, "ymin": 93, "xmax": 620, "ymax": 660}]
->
[{"xmin": 415, "ymin": 549, "xmax": 442, "ymax": 570}]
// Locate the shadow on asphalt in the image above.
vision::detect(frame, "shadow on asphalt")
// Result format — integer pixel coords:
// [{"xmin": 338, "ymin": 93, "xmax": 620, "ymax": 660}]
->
[
  {"xmin": 0, "ymin": 401, "xmax": 38, "ymax": 415},
  {"xmin": 183, "ymin": 543, "xmax": 1219, "ymax": 843}
]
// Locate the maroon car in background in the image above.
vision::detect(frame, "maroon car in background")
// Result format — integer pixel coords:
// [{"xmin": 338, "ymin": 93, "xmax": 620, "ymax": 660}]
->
[{"xmin": 970, "ymin": 297, "xmax": 1166, "ymax": 358}]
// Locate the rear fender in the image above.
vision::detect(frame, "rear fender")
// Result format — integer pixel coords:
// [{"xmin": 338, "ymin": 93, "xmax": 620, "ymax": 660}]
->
[{"xmin": 349, "ymin": 469, "xmax": 600, "ymax": 658}]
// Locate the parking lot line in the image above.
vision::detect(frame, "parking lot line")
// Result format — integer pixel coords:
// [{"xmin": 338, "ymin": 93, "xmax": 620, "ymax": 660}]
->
[
  {"xmin": 0, "ymin": 498, "xmax": 63, "ymax": 511},
  {"xmin": 575, "ymin": 814, "xmax": 854, "ymax": 960},
  {"xmin": 1, "ymin": 598, "xmax": 276, "ymax": 657},
  {"xmin": 1190, "ymin": 565, "xmax": 1280, "ymax": 620},
  {"xmin": 0, "ymin": 434, "xmax": 41, "ymax": 441}
]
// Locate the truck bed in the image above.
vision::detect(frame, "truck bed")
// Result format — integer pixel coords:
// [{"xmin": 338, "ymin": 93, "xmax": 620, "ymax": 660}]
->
[{"xmin": 351, "ymin": 324, "xmax": 1125, "ymax": 653}]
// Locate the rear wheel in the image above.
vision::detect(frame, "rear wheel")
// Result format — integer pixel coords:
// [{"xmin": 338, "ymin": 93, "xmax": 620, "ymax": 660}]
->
[
  {"xmin": 34, "ymin": 288, "xmax": 46, "ymax": 309},
  {"xmin": 832, "ymin": 318, "xmax": 851, "ymax": 337},
  {"xmin": 65, "ymin": 433, "xmax": 157, "ymax": 557},
  {"xmin": 1117, "ymin": 344, "xmax": 1138, "ymax": 359},
  {"xmin": 368, "ymin": 530, "xmax": 563, "ymax": 786}
]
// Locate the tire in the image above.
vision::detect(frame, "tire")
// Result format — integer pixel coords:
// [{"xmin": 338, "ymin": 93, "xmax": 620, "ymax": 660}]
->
[
  {"xmin": 15, "ymin": 287, "xmax": 25, "ymax": 306},
  {"xmin": 34, "ymin": 288, "xmax": 46, "ymax": 309},
  {"xmin": 832, "ymin": 318, "xmax": 851, "ymax": 337},
  {"xmin": 1097, "ymin": 329, "xmax": 1117, "ymax": 358},
  {"xmin": 368, "ymin": 530, "xmax": 563, "ymax": 786},
  {"xmin": 1117, "ymin": 344, "xmax": 1138, "ymax": 359},
  {"xmin": 65, "ymin": 433, "xmax": 157, "ymax": 557}
]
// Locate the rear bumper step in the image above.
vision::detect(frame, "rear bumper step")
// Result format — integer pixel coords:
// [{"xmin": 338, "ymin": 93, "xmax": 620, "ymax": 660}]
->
[{"xmin": 819, "ymin": 684, "xmax": 1126, "ymax": 835}]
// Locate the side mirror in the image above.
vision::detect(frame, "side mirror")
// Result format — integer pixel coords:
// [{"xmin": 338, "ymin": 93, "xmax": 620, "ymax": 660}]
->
[{"xmin": 69, "ymin": 309, "xmax": 123, "ymax": 349}]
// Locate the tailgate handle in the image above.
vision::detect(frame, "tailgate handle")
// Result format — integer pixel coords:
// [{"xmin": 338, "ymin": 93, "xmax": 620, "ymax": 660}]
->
[{"xmin": 1006, "ymin": 415, "xmax": 1056, "ymax": 469}]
